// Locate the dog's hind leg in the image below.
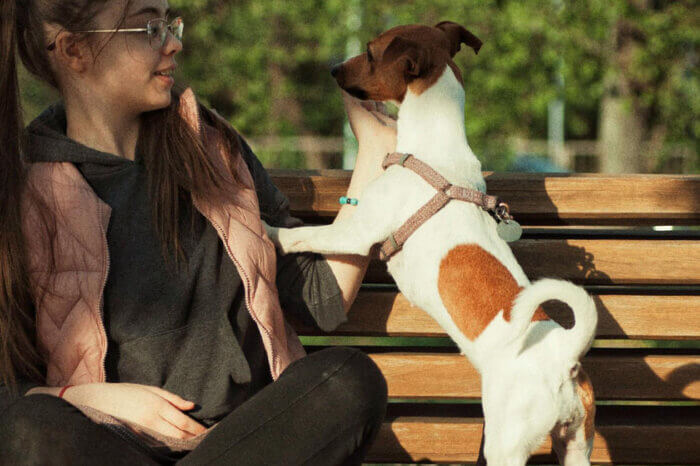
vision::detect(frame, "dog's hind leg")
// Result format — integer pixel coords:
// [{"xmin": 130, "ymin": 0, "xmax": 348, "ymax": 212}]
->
[
  {"xmin": 483, "ymin": 431, "xmax": 530, "ymax": 466},
  {"xmin": 552, "ymin": 370, "xmax": 595, "ymax": 466},
  {"xmin": 551, "ymin": 422, "xmax": 593, "ymax": 466},
  {"xmin": 482, "ymin": 375, "xmax": 555, "ymax": 466},
  {"xmin": 482, "ymin": 415, "xmax": 534, "ymax": 466}
]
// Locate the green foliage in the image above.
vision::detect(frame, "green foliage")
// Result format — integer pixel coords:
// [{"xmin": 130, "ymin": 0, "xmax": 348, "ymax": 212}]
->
[
  {"xmin": 18, "ymin": 66, "xmax": 59, "ymax": 124},
  {"xmin": 170, "ymin": 0, "xmax": 350, "ymax": 136},
  {"xmin": 18, "ymin": 0, "xmax": 697, "ymax": 171}
]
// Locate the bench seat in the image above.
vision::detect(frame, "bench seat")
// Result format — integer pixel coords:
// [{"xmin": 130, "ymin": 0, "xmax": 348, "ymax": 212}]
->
[{"xmin": 272, "ymin": 170, "xmax": 700, "ymax": 464}]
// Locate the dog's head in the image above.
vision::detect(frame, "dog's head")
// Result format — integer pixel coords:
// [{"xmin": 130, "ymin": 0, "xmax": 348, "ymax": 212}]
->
[{"xmin": 331, "ymin": 21, "xmax": 482, "ymax": 103}]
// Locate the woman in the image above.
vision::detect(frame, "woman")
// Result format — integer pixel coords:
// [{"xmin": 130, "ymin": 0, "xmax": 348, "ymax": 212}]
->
[{"xmin": 0, "ymin": 0, "xmax": 396, "ymax": 464}]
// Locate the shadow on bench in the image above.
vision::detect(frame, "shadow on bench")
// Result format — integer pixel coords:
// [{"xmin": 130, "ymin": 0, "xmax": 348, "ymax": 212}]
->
[{"xmin": 272, "ymin": 169, "xmax": 700, "ymax": 464}]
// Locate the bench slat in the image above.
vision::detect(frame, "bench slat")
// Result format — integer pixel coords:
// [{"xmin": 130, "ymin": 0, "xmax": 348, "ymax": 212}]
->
[
  {"xmin": 362, "ymin": 239, "xmax": 700, "ymax": 285},
  {"xmin": 367, "ymin": 410, "xmax": 700, "ymax": 463},
  {"xmin": 296, "ymin": 292, "xmax": 700, "ymax": 340},
  {"xmin": 274, "ymin": 171, "xmax": 699, "ymax": 463},
  {"xmin": 271, "ymin": 171, "xmax": 700, "ymax": 226},
  {"xmin": 369, "ymin": 353, "xmax": 700, "ymax": 401}
]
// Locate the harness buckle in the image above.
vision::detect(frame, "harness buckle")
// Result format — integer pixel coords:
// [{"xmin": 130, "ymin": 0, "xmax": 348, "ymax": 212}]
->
[
  {"xmin": 495, "ymin": 202, "xmax": 513, "ymax": 223},
  {"xmin": 388, "ymin": 233, "xmax": 399, "ymax": 249},
  {"xmin": 379, "ymin": 233, "xmax": 399, "ymax": 262}
]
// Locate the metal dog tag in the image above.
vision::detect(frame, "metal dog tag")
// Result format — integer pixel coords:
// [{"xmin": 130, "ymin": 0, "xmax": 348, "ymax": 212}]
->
[{"xmin": 497, "ymin": 219, "xmax": 522, "ymax": 242}]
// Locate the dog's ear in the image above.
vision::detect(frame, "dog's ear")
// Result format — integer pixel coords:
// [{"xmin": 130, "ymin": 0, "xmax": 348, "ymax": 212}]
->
[
  {"xmin": 383, "ymin": 36, "xmax": 428, "ymax": 78},
  {"xmin": 435, "ymin": 21, "xmax": 482, "ymax": 56}
]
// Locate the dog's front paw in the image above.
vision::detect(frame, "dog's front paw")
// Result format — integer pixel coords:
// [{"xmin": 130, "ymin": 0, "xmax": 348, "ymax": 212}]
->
[
  {"xmin": 275, "ymin": 227, "xmax": 308, "ymax": 254},
  {"xmin": 263, "ymin": 221, "xmax": 306, "ymax": 254},
  {"xmin": 262, "ymin": 220, "xmax": 285, "ymax": 252},
  {"xmin": 262, "ymin": 220, "xmax": 282, "ymax": 246}
]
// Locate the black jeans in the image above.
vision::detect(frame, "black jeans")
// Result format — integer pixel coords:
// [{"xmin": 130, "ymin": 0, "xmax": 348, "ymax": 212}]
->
[{"xmin": 0, "ymin": 347, "xmax": 388, "ymax": 466}]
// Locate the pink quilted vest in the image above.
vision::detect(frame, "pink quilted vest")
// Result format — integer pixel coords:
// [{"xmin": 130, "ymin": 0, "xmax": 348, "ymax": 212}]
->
[{"xmin": 21, "ymin": 88, "xmax": 306, "ymax": 393}]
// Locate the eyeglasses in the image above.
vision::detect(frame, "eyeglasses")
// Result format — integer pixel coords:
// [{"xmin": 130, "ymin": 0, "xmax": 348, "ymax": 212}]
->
[{"xmin": 47, "ymin": 17, "xmax": 183, "ymax": 51}]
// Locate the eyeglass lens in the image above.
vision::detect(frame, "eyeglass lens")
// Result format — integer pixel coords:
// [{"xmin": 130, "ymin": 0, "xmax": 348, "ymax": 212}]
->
[{"xmin": 148, "ymin": 17, "xmax": 183, "ymax": 49}]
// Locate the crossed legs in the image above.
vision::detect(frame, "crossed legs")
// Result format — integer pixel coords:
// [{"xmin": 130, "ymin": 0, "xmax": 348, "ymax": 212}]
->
[{"xmin": 0, "ymin": 347, "xmax": 388, "ymax": 466}]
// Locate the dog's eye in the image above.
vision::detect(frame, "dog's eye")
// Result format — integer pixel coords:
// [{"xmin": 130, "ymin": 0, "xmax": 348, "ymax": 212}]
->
[{"xmin": 366, "ymin": 46, "xmax": 373, "ymax": 62}]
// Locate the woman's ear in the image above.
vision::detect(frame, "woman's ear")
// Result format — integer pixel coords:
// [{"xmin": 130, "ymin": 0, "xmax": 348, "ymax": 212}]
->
[{"xmin": 53, "ymin": 31, "xmax": 90, "ymax": 73}]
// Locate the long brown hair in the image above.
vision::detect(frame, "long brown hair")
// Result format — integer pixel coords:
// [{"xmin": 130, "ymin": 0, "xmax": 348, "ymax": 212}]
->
[{"xmin": 2, "ymin": 0, "xmax": 246, "ymax": 396}]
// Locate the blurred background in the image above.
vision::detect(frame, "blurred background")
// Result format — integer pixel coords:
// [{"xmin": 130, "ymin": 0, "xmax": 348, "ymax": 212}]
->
[{"xmin": 19, "ymin": 0, "xmax": 698, "ymax": 174}]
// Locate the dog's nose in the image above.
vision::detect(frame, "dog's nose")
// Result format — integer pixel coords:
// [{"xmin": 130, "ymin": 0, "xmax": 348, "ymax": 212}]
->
[{"xmin": 330, "ymin": 64, "xmax": 341, "ymax": 77}]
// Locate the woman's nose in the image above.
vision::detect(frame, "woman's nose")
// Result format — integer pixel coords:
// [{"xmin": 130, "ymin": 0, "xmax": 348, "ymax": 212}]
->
[{"xmin": 163, "ymin": 32, "xmax": 183, "ymax": 55}]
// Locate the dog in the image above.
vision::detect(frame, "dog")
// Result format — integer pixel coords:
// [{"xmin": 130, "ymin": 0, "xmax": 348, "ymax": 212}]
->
[{"xmin": 264, "ymin": 21, "xmax": 598, "ymax": 466}]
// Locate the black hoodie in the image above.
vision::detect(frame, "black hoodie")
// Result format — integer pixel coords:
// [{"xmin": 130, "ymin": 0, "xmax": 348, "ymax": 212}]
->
[{"xmin": 1, "ymin": 101, "xmax": 346, "ymax": 424}]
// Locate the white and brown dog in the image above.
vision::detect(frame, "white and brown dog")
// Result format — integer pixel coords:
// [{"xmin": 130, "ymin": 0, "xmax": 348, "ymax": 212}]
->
[{"xmin": 265, "ymin": 22, "xmax": 598, "ymax": 466}]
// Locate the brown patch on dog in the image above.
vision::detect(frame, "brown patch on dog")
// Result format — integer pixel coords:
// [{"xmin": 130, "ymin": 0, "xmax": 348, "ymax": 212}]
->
[
  {"xmin": 332, "ymin": 22, "xmax": 481, "ymax": 102},
  {"xmin": 437, "ymin": 244, "xmax": 549, "ymax": 341},
  {"xmin": 406, "ymin": 49, "xmax": 457, "ymax": 96},
  {"xmin": 576, "ymin": 368, "xmax": 596, "ymax": 441},
  {"xmin": 336, "ymin": 47, "xmax": 412, "ymax": 102}
]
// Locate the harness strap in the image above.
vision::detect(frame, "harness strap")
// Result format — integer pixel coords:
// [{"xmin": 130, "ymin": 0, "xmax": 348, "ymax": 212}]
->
[
  {"xmin": 379, "ymin": 191, "xmax": 451, "ymax": 261},
  {"xmin": 446, "ymin": 185, "xmax": 500, "ymax": 211},
  {"xmin": 383, "ymin": 152, "xmax": 452, "ymax": 191},
  {"xmin": 379, "ymin": 152, "xmax": 501, "ymax": 262}
]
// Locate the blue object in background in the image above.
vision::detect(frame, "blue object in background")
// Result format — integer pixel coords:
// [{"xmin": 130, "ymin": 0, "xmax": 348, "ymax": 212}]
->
[{"xmin": 508, "ymin": 153, "xmax": 571, "ymax": 173}]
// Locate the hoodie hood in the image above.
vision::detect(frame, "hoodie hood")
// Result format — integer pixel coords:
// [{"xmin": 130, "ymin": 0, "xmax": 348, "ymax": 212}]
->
[{"xmin": 25, "ymin": 101, "xmax": 128, "ymax": 166}]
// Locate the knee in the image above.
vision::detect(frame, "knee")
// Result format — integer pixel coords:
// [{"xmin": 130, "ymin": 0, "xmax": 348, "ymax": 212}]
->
[
  {"xmin": 2, "ymin": 393, "xmax": 66, "ymax": 435},
  {"xmin": 0, "ymin": 394, "xmax": 74, "ymax": 458},
  {"xmin": 322, "ymin": 347, "xmax": 388, "ymax": 425}
]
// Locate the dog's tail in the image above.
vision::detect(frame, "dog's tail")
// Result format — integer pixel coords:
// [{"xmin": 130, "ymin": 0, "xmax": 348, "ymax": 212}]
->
[{"xmin": 508, "ymin": 278, "xmax": 598, "ymax": 360}]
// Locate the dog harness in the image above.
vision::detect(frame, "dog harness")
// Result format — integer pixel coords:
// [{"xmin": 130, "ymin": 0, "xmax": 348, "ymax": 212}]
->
[{"xmin": 378, "ymin": 152, "xmax": 521, "ymax": 261}]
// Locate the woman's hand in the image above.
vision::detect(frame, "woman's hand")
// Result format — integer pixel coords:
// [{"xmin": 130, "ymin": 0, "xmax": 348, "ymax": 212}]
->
[
  {"xmin": 342, "ymin": 90, "xmax": 397, "ymax": 167},
  {"xmin": 61, "ymin": 382, "xmax": 208, "ymax": 439}
]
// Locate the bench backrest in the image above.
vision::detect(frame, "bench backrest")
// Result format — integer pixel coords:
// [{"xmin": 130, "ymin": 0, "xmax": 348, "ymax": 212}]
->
[{"xmin": 272, "ymin": 170, "xmax": 700, "ymax": 464}]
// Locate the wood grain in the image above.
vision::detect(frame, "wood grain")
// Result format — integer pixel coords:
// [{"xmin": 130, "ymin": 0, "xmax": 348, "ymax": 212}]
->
[
  {"xmin": 367, "ymin": 411, "xmax": 700, "ymax": 463},
  {"xmin": 271, "ymin": 170, "xmax": 700, "ymax": 225},
  {"xmin": 368, "ymin": 353, "xmax": 700, "ymax": 401},
  {"xmin": 276, "ymin": 171, "xmax": 700, "ymax": 463},
  {"xmin": 296, "ymin": 292, "xmax": 700, "ymax": 340},
  {"xmin": 361, "ymin": 239, "xmax": 700, "ymax": 285}
]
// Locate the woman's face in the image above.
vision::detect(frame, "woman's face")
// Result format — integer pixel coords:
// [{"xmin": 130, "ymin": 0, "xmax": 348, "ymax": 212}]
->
[{"xmin": 78, "ymin": 0, "xmax": 182, "ymax": 114}]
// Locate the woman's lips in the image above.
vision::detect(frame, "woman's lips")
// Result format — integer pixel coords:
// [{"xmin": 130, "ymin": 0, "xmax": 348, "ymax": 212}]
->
[{"xmin": 154, "ymin": 73, "xmax": 174, "ymax": 86}]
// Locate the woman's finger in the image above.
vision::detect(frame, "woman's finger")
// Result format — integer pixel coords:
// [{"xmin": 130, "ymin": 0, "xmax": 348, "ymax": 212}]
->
[
  {"xmin": 376, "ymin": 102, "xmax": 397, "ymax": 120},
  {"xmin": 341, "ymin": 89, "xmax": 366, "ymax": 114},
  {"xmin": 155, "ymin": 415, "xmax": 197, "ymax": 439},
  {"xmin": 142, "ymin": 385, "xmax": 194, "ymax": 410},
  {"xmin": 159, "ymin": 408, "xmax": 208, "ymax": 437},
  {"xmin": 356, "ymin": 100, "xmax": 396, "ymax": 128},
  {"xmin": 370, "ymin": 109, "xmax": 397, "ymax": 128},
  {"xmin": 360, "ymin": 101, "xmax": 377, "ymax": 112}
]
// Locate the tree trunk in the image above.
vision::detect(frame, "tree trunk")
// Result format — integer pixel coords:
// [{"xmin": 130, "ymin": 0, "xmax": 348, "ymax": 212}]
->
[
  {"xmin": 268, "ymin": 16, "xmax": 329, "ymax": 170},
  {"xmin": 598, "ymin": 4, "xmax": 650, "ymax": 174},
  {"xmin": 598, "ymin": 90, "xmax": 646, "ymax": 173}
]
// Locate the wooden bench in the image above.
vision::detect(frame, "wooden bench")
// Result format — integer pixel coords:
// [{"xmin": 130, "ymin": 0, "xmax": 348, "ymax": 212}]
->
[{"xmin": 271, "ymin": 169, "xmax": 700, "ymax": 464}]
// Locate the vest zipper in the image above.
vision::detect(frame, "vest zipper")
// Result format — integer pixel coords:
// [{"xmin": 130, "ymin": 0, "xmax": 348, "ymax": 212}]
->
[
  {"xmin": 203, "ymin": 212, "xmax": 279, "ymax": 381},
  {"xmin": 97, "ymin": 203, "xmax": 111, "ymax": 383}
]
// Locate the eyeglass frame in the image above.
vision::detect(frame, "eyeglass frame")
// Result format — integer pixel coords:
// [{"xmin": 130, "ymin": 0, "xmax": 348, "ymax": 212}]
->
[{"xmin": 46, "ymin": 16, "xmax": 183, "ymax": 52}]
